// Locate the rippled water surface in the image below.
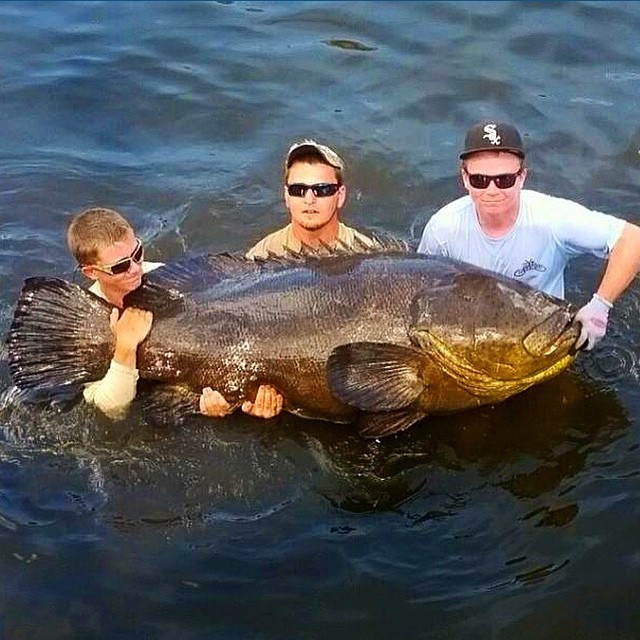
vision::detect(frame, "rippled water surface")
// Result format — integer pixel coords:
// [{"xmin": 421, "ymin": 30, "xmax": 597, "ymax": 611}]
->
[{"xmin": 1, "ymin": 2, "xmax": 640, "ymax": 638}]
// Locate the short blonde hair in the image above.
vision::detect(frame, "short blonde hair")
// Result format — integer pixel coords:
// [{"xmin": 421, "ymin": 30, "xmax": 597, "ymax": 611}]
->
[{"xmin": 67, "ymin": 207, "xmax": 133, "ymax": 265}]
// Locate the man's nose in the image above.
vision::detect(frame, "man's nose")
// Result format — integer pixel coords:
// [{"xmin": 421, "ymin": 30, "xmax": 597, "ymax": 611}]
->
[{"xmin": 303, "ymin": 187, "xmax": 317, "ymax": 203}]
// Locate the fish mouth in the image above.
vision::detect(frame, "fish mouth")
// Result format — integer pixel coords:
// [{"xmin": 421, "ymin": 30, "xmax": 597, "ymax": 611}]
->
[
  {"xmin": 522, "ymin": 309, "xmax": 580, "ymax": 358},
  {"xmin": 425, "ymin": 331, "xmax": 567, "ymax": 400},
  {"xmin": 424, "ymin": 311, "xmax": 578, "ymax": 401}
]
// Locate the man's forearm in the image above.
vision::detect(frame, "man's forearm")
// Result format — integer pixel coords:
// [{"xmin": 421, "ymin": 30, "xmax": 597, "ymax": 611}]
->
[{"xmin": 596, "ymin": 222, "xmax": 640, "ymax": 303}]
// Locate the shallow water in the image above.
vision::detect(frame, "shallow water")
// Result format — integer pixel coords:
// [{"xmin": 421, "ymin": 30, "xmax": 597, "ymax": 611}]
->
[{"xmin": 1, "ymin": 2, "xmax": 640, "ymax": 638}]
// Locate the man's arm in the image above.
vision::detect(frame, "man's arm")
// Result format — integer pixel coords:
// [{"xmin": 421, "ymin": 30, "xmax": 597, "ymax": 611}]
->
[
  {"xmin": 83, "ymin": 307, "xmax": 153, "ymax": 418},
  {"xmin": 596, "ymin": 222, "xmax": 640, "ymax": 303},
  {"xmin": 575, "ymin": 222, "xmax": 640, "ymax": 351}
]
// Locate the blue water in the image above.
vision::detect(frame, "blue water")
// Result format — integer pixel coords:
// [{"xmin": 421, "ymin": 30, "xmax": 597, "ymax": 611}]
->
[{"xmin": 1, "ymin": 2, "xmax": 640, "ymax": 638}]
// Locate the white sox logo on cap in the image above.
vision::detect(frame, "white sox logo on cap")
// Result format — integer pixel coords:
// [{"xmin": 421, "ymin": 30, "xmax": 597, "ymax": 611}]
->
[{"xmin": 482, "ymin": 124, "xmax": 502, "ymax": 146}]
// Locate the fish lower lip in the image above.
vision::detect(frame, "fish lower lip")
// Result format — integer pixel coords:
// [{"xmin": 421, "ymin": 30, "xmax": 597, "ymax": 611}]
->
[{"xmin": 546, "ymin": 325, "xmax": 579, "ymax": 356}]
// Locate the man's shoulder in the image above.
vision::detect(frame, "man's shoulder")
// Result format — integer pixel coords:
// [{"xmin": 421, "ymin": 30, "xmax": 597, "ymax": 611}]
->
[
  {"xmin": 521, "ymin": 189, "xmax": 586, "ymax": 209},
  {"xmin": 520, "ymin": 190, "xmax": 598, "ymax": 221},
  {"xmin": 427, "ymin": 195, "xmax": 473, "ymax": 229},
  {"xmin": 245, "ymin": 225, "xmax": 292, "ymax": 259},
  {"xmin": 337, "ymin": 222, "xmax": 374, "ymax": 247}
]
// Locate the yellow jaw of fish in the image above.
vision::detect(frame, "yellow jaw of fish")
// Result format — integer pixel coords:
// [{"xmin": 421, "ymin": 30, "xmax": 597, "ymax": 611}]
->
[{"xmin": 426, "ymin": 331, "xmax": 576, "ymax": 401}]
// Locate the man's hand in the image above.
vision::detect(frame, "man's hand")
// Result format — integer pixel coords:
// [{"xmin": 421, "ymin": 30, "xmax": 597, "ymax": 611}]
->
[
  {"xmin": 574, "ymin": 293, "xmax": 612, "ymax": 351},
  {"xmin": 242, "ymin": 384, "xmax": 284, "ymax": 419},
  {"xmin": 199, "ymin": 387, "xmax": 232, "ymax": 417},
  {"xmin": 111, "ymin": 307, "xmax": 153, "ymax": 367}
]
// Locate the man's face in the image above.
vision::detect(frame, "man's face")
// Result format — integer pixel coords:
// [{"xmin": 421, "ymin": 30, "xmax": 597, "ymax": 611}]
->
[
  {"xmin": 461, "ymin": 151, "xmax": 526, "ymax": 217},
  {"xmin": 284, "ymin": 161, "xmax": 346, "ymax": 232},
  {"xmin": 82, "ymin": 230, "xmax": 144, "ymax": 299}
]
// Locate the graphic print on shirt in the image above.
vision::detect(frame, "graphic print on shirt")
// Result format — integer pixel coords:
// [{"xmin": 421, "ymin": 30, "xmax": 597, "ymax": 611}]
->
[{"xmin": 514, "ymin": 258, "xmax": 547, "ymax": 278}]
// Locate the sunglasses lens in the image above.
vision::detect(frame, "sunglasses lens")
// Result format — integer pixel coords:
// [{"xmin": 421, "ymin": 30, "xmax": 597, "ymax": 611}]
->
[
  {"xmin": 110, "ymin": 259, "xmax": 131, "ymax": 275},
  {"xmin": 495, "ymin": 174, "xmax": 517, "ymax": 189},
  {"xmin": 468, "ymin": 174, "xmax": 490, "ymax": 189},
  {"xmin": 314, "ymin": 183, "xmax": 339, "ymax": 197},
  {"xmin": 287, "ymin": 183, "xmax": 340, "ymax": 198},
  {"xmin": 133, "ymin": 242, "xmax": 144, "ymax": 263}
]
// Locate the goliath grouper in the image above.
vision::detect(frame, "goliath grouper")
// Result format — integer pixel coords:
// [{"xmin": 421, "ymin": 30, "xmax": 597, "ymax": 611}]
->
[{"xmin": 5, "ymin": 248, "xmax": 581, "ymax": 438}]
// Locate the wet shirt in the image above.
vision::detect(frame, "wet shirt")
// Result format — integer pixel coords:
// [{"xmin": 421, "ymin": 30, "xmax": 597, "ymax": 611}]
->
[
  {"xmin": 417, "ymin": 189, "xmax": 625, "ymax": 298},
  {"xmin": 246, "ymin": 222, "xmax": 373, "ymax": 260}
]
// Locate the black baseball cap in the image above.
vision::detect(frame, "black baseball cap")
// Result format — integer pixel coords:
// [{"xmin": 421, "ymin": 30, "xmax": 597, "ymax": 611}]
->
[{"xmin": 459, "ymin": 121, "xmax": 525, "ymax": 159}]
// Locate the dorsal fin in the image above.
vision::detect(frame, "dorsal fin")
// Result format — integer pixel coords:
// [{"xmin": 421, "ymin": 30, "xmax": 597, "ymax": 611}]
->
[
  {"xmin": 123, "ymin": 253, "xmax": 262, "ymax": 314},
  {"xmin": 253, "ymin": 232, "xmax": 411, "ymax": 264},
  {"xmin": 142, "ymin": 253, "xmax": 261, "ymax": 292},
  {"xmin": 124, "ymin": 234, "xmax": 411, "ymax": 312}
]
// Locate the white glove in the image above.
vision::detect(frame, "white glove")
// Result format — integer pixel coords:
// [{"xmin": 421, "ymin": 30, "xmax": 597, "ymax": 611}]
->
[{"xmin": 574, "ymin": 293, "xmax": 612, "ymax": 351}]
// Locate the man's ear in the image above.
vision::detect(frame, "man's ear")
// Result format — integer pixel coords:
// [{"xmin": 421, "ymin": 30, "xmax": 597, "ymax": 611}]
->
[
  {"xmin": 337, "ymin": 184, "xmax": 347, "ymax": 209},
  {"xmin": 80, "ymin": 265, "xmax": 99, "ymax": 281},
  {"xmin": 460, "ymin": 169, "xmax": 470, "ymax": 191},
  {"xmin": 283, "ymin": 184, "xmax": 290, "ymax": 207}
]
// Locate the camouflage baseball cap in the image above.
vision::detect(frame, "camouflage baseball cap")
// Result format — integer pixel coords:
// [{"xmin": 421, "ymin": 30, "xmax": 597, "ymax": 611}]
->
[{"xmin": 285, "ymin": 139, "xmax": 345, "ymax": 171}]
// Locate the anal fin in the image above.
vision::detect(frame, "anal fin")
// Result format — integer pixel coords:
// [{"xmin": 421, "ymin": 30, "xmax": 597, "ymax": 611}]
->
[
  {"xmin": 137, "ymin": 382, "xmax": 201, "ymax": 428},
  {"xmin": 357, "ymin": 407, "xmax": 427, "ymax": 439}
]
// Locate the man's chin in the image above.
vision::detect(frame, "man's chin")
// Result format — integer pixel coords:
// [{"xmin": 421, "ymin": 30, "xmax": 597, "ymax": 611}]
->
[{"xmin": 298, "ymin": 217, "xmax": 327, "ymax": 231}]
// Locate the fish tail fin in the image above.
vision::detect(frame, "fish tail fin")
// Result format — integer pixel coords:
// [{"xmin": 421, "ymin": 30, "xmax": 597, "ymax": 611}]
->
[{"xmin": 6, "ymin": 277, "xmax": 114, "ymax": 401}]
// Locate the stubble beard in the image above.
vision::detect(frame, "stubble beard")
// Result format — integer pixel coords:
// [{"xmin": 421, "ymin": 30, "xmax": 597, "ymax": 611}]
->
[{"xmin": 296, "ymin": 208, "xmax": 338, "ymax": 232}]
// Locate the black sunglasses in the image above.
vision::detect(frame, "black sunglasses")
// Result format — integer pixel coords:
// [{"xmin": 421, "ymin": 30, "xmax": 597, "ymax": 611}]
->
[
  {"xmin": 466, "ymin": 169, "xmax": 522, "ymax": 190},
  {"xmin": 286, "ymin": 183, "xmax": 341, "ymax": 198},
  {"xmin": 92, "ymin": 238, "xmax": 144, "ymax": 276}
]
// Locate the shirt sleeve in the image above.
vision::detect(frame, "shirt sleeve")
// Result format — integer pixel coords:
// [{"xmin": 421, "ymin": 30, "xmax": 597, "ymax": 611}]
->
[
  {"xmin": 245, "ymin": 234, "xmax": 276, "ymax": 260},
  {"xmin": 245, "ymin": 240, "xmax": 262, "ymax": 260},
  {"xmin": 83, "ymin": 359, "xmax": 140, "ymax": 419}
]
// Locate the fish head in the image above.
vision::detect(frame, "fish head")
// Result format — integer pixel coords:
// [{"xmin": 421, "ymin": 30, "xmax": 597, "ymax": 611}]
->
[{"xmin": 410, "ymin": 272, "xmax": 580, "ymax": 390}]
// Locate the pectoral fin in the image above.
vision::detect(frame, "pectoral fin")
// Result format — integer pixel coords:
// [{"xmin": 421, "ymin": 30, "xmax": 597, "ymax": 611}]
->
[
  {"xmin": 326, "ymin": 342, "xmax": 427, "ymax": 411},
  {"xmin": 357, "ymin": 407, "xmax": 427, "ymax": 439}
]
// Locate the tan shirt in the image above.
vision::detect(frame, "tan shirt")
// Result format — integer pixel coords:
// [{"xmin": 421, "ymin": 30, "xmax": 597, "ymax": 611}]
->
[
  {"xmin": 83, "ymin": 261, "xmax": 163, "ymax": 418},
  {"xmin": 245, "ymin": 222, "xmax": 373, "ymax": 260}
]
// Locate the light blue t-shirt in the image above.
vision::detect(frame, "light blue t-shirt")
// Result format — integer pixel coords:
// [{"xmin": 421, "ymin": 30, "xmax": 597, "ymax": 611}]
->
[{"xmin": 417, "ymin": 190, "xmax": 625, "ymax": 298}]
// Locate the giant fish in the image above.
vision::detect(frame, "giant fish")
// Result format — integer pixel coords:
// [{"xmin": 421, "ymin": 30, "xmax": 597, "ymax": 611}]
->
[{"xmin": 5, "ymin": 247, "xmax": 581, "ymax": 438}]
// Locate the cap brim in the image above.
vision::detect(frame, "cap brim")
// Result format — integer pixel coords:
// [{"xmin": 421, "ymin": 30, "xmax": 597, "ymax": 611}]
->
[{"xmin": 460, "ymin": 147, "xmax": 525, "ymax": 159}]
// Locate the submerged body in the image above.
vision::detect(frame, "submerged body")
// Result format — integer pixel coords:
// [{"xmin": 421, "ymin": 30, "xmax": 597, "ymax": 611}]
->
[{"xmin": 6, "ymin": 249, "xmax": 580, "ymax": 437}]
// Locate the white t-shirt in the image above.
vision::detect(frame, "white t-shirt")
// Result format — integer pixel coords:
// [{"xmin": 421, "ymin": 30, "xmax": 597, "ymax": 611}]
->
[{"xmin": 417, "ymin": 190, "xmax": 625, "ymax": 298}]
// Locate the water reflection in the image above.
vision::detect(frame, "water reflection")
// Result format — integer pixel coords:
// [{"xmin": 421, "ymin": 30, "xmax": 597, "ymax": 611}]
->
[
  {"xmin": 0, "ymin": 337, "xmax": 631, "ymax": 548},
  {"xmin": 301, "ymin": 369, "xmax": 628, "ymax": 518}
]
